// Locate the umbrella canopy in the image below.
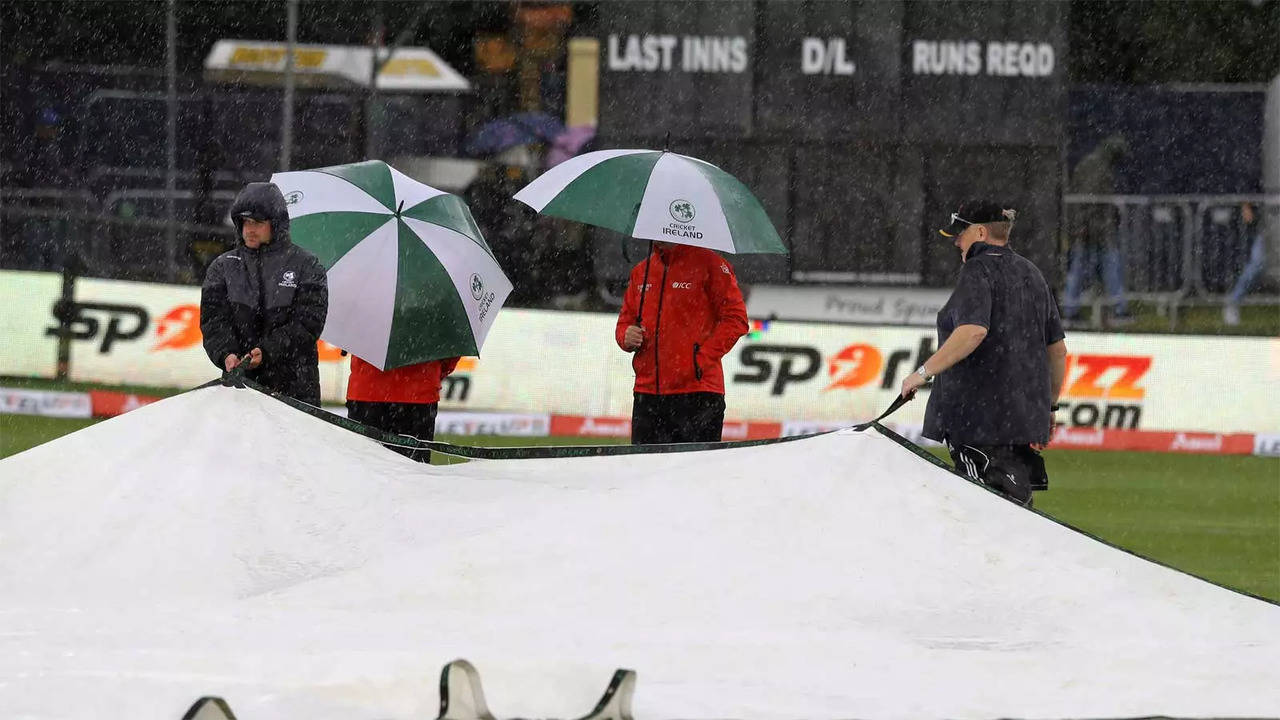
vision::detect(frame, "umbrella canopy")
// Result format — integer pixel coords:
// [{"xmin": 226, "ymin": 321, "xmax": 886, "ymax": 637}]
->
[
  {"xmin": 513, "ymin": 148, "xmax": 786, "ymax": 254},
  {"xmin": 271, "ymin": 160, "xmax": 512, "ymax": 371},
  {"xmin": 464, "ymin": 111, "xmax": 565, "ymax": 157}
]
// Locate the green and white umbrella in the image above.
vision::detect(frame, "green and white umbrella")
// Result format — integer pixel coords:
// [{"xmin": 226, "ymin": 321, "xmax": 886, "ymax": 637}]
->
[
  {"xmin": 271, "ymin": 160, "xmax": 512, "ymax": 371},
  {"xmin": 513, "ymin": 149, "xmax": 786, "ymax": 254}
]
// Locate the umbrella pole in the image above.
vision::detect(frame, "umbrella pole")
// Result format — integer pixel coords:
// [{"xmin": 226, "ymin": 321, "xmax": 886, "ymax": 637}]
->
[{"xmin": 635, "ymin": 240, "xmax": 654, "ymax": 324}]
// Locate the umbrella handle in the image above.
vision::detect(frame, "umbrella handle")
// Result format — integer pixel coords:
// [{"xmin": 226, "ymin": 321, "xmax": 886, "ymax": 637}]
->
[{"xmin": 635, "ymin": 240, "xmax": 654, "ymax": 325}]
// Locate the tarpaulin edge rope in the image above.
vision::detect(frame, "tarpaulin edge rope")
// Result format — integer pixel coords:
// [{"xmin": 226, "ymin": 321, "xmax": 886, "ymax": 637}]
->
[
  {"xmin": 202, "ymin": 370, "xmax": 834, "ymax": 460},
  {"xmin": 870, "ymin": 420, "xmax": 1280, "ymax": 608}
]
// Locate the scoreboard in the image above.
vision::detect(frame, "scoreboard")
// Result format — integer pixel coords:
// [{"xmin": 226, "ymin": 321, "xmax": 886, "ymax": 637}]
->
[{"xmin": 592, "ymin": 1, "xmax": 1066, "ymax": 287}]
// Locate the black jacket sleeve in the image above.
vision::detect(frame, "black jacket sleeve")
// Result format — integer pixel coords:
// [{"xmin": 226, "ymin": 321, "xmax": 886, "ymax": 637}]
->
[
  {"xmin": 200, "ymin": 258, "xmax": 237, "ymax": 368},
  {"xmin": 259, "ymin": 251, "xmax": 328, "ymax": 366}
]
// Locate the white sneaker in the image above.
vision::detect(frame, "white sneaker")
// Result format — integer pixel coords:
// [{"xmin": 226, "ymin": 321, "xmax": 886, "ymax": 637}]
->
[{"xmin": 1223, "ymin": 304, "xmax": 1241, "ymax": 326}]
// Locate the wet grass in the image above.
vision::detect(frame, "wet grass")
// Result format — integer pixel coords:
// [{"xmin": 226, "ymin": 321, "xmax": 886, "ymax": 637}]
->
[
  {"xmin": 3, "ymin": 414, "xmax": 1276, "ymax": 602},
  {"xmin": 0, "ymin": 374, "xmax": 183, "ymax": 397},
  {"xmin": 0, "ymin": 414, "xmax": 100, "ymax": 458},
  {"xmin": 1067, "ymin": 300, "xmax": 1280, "ymax": 336},
  {"xmin": 1035, "ymin": 450, "xmax": 1279, "ymax": 602}
]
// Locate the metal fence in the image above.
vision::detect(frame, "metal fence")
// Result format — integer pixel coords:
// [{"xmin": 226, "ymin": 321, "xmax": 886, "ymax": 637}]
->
[
  {"xmin": 1062, "ymin": 193, "xmax": 1278, "ymax": 328},
  {"xmin": 2, "ymin": 188, "xmax": 1276, "ymax": 324},
  {"xmin": 1, "ymin": 187, "xmax": 235, "ymax": 285}
]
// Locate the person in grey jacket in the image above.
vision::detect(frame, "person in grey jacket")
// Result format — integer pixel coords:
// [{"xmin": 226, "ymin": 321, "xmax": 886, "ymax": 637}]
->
[{"xmin": 201, "ymin": 182, "xmax": 328, "ymax": 405}]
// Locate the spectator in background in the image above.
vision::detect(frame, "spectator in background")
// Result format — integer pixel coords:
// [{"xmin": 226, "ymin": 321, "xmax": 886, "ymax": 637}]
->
[
  {"xmin": 188, "ymin": 124, "xmax": 233, "ymax": 282},
  {"xmin": 23, "ymin": 107, "xmax": 72, "ymax": 187},
  {"xmin": 465, "ymin": 163, "xmax": 544, "ymax": 304},
  {"xmin": 1063, "ymin": 134, "xmax": 1132, "ymax": 327},
  {"xmin": 200, "ymin": 182, "xmax": 328, "ymax": 405},
  {"xmin": 617, "ymin": 241, "xmax": 749, "ymax": 444},
  {"xmin": 543, "ymin": 127, "xmax": 601, "ymax": 310},
  {"xmin": 345, "ymin": 356, "xmax": 461, "ymax": 463},
  {"xmin": 109, "ymin": 200, "xmax": 142, "ymax": 280},
  {"xmin": 1223, "ymin": 201, "xmax": 1267, "ymax": 326}
]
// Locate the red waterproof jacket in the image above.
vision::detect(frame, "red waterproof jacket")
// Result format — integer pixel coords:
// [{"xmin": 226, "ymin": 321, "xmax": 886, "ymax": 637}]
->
[
  {"xmin": 346, "ymin": 356, "xmax": 460, "ymax": 404},
  {"xmin": 615, "ymin": 244, "xmax": 749, "ymax": 395}
]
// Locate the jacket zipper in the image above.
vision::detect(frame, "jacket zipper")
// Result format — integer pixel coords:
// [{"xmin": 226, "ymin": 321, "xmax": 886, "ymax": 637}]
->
[
  {"xmin": 653, "ymin": 261, "xmax": 670, "ymax": 393},
  {"xmin": 255, "ymin": 248, "xmax": 267, "ymax": 349}
]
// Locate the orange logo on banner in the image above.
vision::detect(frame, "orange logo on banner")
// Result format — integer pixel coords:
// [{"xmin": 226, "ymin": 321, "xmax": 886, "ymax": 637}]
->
[
  {"xmin": 151, "ymin": 304, "xmax": 346, "ymax": 363},
  {"xmin": 1064, "ymin": 355, "xmax": 1150, "ymax": 400},
  {"xmin": 317, "ymin": 341, "xmax": 344, "ymax": 362},
  {"xmin": 825, "ymin": 344, "xmax": 883, "ymax": 390},
  {"xmin": 153, "ymin": 305, "xmax": 202, "ymax": 351}
]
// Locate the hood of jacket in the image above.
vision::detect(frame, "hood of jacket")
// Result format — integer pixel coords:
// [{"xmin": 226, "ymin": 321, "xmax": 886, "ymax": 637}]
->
[{"xmin": 229, "ymin": 182, "xmax": 292, "ymax": 247}]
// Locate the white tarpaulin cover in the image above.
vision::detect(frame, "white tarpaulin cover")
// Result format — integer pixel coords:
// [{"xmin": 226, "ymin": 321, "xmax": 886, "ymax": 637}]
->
[{"xmin": 0, "ymin": 386, "xmax": 1277, "ymax": 719}]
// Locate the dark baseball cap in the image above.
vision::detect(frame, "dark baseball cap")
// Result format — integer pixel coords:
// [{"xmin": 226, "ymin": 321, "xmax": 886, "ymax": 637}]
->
[
  {"xmin": 236, "ymin": 209, "xmax": 271, "ymax": 222},
  {"xmin": 939, "ymin": 200, "xmax": 1016, "ymax": 238}
]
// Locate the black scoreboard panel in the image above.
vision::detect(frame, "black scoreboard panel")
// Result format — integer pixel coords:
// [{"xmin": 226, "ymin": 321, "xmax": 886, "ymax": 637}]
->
[
  {"xmin": 753, "ymin": 1, "xmax": 903, "ymax": 141},
  {"xmin": 597, "ymin": 0, "xmax": 1064, "ymax": 145},
  {"xmin": 597, "ymin": 1, "xmax": 756, "ymax": 139},
  {"xmin": 591, "ymin": 0, "xmax": 1067, "ymax": 288},
  {"xmin": 787, "ymin": 143, "xmax": 922, "ymax": 282},
  {"xmin": 900, "ymin": 0, "xmax": 1067, "ymax": 146}
]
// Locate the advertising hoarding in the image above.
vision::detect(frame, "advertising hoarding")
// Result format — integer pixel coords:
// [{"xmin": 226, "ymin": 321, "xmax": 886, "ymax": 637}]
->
[
  {"xmin": 0, "ymin": 389, "xmax": 91, "ymax": 419},
  {"xmin": 746, "ymin": 285, "xmax": 951, "ymax": 327},
  {"xmin": 0, "ymin": 271, "xmax": 60, "ymax": 379},
  {"xmin": 16, "ymin": 275, "xmax": 353, "ymax": 401},
  {"xmin": 4, "ymin": 272, "xmax": 1276, "ymax": 437},
  {"xmin": 722, "ymin": 321, "xmax": 1280, "ymax": 434}
]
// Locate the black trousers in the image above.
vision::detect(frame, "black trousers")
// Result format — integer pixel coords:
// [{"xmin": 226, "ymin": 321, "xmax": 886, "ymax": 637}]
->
[
  {"xmin": 347, "ymin": 400, "xmax": 438, "ymax": 463},
  {"xmin": 631, "ymin": 392, "xmax": 726, "ymax": 445},
  {"xmin": 946, "ymin": 441, "xmax": 1047, "ymax": 507}
]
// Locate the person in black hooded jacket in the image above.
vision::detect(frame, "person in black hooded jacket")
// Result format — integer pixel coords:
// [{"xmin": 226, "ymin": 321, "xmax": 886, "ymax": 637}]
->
[{"xmin": 201, "ymin": 181, "xmax": 328, "ymax": 405}]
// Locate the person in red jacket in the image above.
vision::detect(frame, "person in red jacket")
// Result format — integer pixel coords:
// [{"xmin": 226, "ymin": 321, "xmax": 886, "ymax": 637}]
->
[
  {"xmin": 346, "ymin": 355, "xmax": 460, "ymax": 463},
  {"xmin": 616, "ymin": 241, "xmax": 749, "ymax": 444}
]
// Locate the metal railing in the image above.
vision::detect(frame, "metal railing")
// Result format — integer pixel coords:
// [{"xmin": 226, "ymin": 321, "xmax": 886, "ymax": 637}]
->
[
  {"xmin": 1, "ymin": 187, "xmax": 234, "ymax": 285},
  {"xmin": 95, "ymin": 189, "xmax": 238, "ymax": 282},
  {"xmin": 3, "ymin": 188, "xmax": 1276, "ymax": 328},
  {"xmin": 1063, "ymin": 194, "xmax": 1279, "ymax": 328},
  {"xmin": 76, "ymin": 88, "xmax": 364, "ymax": 182},
  {"xmin": 0, "ymin": 188, "xmax": 100, "ymax": 273}
]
